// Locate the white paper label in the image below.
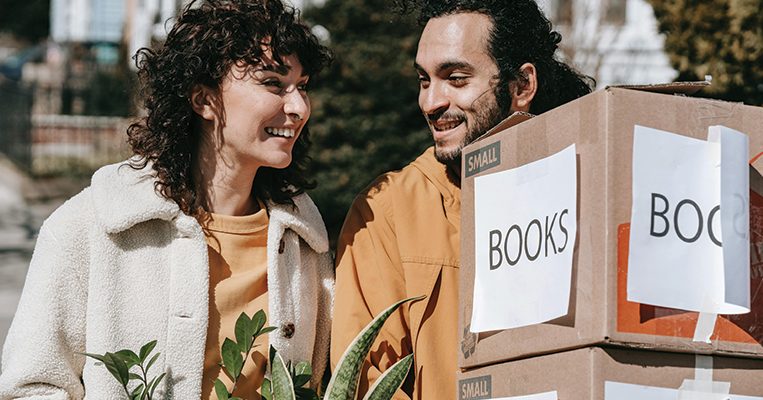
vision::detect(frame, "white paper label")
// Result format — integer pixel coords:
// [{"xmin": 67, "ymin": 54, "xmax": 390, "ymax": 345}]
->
[
  {"xmin": 491, "ymin": 391, "xmax": 558, "ymax": 400},
  {"xmin": 471, "ymin": 144, "xmax": 577, "ymax": 332},
  {"xmin": 605, "ymin": 381, "xmax": 761, "ymax": 400},
  {"xmin": 627, "ymin": 126, "xmax": 750, "ymax": 314}
]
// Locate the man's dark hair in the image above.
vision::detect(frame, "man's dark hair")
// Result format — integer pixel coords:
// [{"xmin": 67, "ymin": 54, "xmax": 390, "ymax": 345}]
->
[
  {"xmin": 399, "ymin": 0, "xmax": 594, "ymax": 115},
  {"xmin": 128, "ymin": 0, "xmax": 332, "ymax": 214}
]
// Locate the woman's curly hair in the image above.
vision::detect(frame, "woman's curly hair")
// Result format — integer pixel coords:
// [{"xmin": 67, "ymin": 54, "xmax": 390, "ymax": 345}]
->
[
  {"xmin": 128, "ymin": 0, "xmax": 332, "ymax": 214},
  {"xmin": 396, "ymin": 0, "xmax": 594, "ymax": 115}
]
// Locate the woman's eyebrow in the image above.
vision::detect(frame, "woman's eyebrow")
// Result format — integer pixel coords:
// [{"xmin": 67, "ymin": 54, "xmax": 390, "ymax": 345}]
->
[{"xmin": 257, "ymin": 64, "xmax": 291, "ymax": 75}]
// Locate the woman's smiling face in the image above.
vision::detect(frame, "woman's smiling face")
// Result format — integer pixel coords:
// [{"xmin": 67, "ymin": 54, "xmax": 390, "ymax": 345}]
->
[{"xmin": 201, "ymin": 51, "xmax": 310, "ymax": 173}]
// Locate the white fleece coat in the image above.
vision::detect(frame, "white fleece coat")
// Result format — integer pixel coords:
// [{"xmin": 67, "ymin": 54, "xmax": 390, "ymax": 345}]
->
[{"xmin": 0, "ymin": 162, "xmax": 334, "ymax": 399}]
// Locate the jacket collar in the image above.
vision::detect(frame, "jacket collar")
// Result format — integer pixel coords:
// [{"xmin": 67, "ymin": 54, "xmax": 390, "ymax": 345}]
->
[
  {"xmin": 90, "ymin": 161, "xmax": 329, "ymax": 254},
  {"xmin": 411, "ymin": 146, "xmax": 461, "ymax": 214}
]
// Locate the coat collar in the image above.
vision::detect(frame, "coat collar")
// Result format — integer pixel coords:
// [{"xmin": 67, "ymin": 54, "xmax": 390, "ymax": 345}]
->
[{"xmin": 90, "ymin": 161, "xmax": 329, "ymax": 254}]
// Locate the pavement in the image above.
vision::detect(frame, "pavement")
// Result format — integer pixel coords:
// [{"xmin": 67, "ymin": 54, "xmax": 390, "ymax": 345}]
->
[{"xmin": 0, "ymin": 157, "xmax": 89, "ymax": 368}]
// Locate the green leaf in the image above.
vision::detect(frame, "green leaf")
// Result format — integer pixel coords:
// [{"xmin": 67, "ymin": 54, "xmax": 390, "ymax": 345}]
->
[
  {"xmin": 115, "ymin": 349, "xmax": 140, "ymax": 366},
  {"xmin": 251, "ymin": 309, "xmax": 267, "ymax": 335},
  {"xmin": 102, "ymin": 352, "xmax": 130, "ymax": 386},
  {"xmin": 215, "ymin": 379, "xmax": 230, "ymax": 400},
  {"xmin": 292, "ymin": 360, "xmax": 312, "ymax": 388},
  {"xmin": 139, "ymin": 340, "xmax": 158, "ymax": 363},
  {"xmin": 76, "ymin": 352, "xmax": 106, "ymax": 363},
  {"xmin": 221, "ymin": 338, "xmax": 243, "ymax": 379},
  {"xmin": 259, "ymin": 326, "xmax": 277, "ymax": 336},
  {"xmin": 148, "ymin": 372, "xmax": 166, "ymax": 399},
  {"xmin": 324, "ymin": 295, "xmax": 424, "ymax": 400},
  {"xmin": 128, "ymin": 373, "xmax": 143, "ymax": 381},
  {"xmin": 235, "ymin": 312, "xmax": 255, "ymax": 353},
  {"xmin": 145, "ymin": 352, "xmax": 160, "ymax": 374},
  {"xmin": 270, "ymin": 346, "xmax": 296, "ymax": 400},
  {"xmin": 261, "ymin": 378, "xmax": 272, "ymax": 400},
  {"xmin": 130, "ymin": 383, "xmax": 143, "ymax": 400},
  {"xmin": 295, "ymin": 387, "xmax": 320, "ymax": 400},
  {"xmin": 362, "ymin": 354, "xmax": 413, "ymax": 400}
]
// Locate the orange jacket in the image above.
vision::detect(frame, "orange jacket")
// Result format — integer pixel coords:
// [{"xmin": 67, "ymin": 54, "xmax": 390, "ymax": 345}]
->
[{"xmin": 332, "ymin": 147, "xmax": 460, "ymax": 400}]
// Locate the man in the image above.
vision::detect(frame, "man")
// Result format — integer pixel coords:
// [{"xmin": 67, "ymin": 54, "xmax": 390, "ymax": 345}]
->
[{"xmin": 331, "ymin": 1, "xmax": 594, "ymax": 399}]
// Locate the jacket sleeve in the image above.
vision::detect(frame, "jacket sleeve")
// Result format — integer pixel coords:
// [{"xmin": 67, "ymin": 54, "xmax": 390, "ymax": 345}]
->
[
  {"xmin": 331, "ymin": 191, "xmax": 412, "ymax": 400},
  {"xmin": 0, "ymin": 215, "xmax": 88, "ymax": 400}
]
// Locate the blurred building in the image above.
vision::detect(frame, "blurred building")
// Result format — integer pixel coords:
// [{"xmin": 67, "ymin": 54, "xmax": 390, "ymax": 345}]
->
[{"xmin": 539, "ymin": 0, "xmax": 677, "ymax": 88}]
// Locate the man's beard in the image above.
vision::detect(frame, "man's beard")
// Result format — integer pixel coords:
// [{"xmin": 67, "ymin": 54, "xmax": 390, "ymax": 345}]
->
[{"xmin": 433, "ymin": 94, "xmax": 505, "ymax": 169}]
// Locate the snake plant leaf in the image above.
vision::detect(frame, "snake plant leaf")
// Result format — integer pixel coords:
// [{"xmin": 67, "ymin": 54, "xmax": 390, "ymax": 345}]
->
[
  {"xmin": 361, "ymin": 354, "xmax": 413, "ymax": 400},
  {"xmin": 261, "ymin": 378, "xmax": 272, "ymax": 400},
  {"xmin": 323, "ymin": 295, "xmax": 424, "ymax": 400},
  {"xmin": 270, "ymin": 346, "xmax": 296, "ymax": 400},
  {"xmin": 235, "ymin": 312, "xmax": 255, "ymax": 353}
]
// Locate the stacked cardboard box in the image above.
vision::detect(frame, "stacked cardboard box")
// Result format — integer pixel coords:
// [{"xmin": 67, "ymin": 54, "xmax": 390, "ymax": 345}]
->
[{"xmin": 457, "ymin": 84, "xmax": 763, "ymax": 399}]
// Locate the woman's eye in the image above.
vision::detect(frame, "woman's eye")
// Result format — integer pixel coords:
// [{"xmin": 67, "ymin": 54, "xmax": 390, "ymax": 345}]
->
[{"xmin": 264, "ymin": 80, "xmax": 283, "ymax": 89}]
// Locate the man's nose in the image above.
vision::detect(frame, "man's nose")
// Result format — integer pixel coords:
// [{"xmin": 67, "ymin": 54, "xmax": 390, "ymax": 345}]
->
[{"xmin": 419, "ymin": 81, "xmax": 449, "ymax": 115}]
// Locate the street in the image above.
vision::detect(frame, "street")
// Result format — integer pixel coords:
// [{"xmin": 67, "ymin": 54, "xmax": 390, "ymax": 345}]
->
[{"xmin": 0, "ymin": 162, "xmax": 88, "ymax": 367}]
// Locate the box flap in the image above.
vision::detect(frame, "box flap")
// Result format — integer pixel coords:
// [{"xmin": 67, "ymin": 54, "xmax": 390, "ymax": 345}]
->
[
  {"xmin": 474, "ymin": 112, "xmax": 534, "ymax": 143},
  {"xmin": 607, "ymin": 81, "xmax": 711, "ymax": 96}
]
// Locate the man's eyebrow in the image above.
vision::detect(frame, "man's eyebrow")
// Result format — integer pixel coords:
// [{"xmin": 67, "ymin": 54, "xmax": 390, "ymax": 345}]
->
[{"xmin": 413, "ymin": 60, "xmax": 473, "ymax": 74}]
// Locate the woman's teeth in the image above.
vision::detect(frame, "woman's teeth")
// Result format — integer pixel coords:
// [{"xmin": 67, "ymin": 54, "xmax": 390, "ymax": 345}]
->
[{"xmin": 265, "ymin": 127, "xmax": 296, "ymax": 138}]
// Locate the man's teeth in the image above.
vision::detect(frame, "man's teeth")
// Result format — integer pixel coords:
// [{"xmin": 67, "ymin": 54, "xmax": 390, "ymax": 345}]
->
[
  {"xmin": 435, "ymin": 121, "xmax": 462, "ymax": 131},
  {"xmin": 265, "ymin": 127, "xmax": 296, "ymax": 137}
]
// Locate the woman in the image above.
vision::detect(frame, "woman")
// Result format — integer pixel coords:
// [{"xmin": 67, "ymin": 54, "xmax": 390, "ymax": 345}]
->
[{"xmin": 0, "ymin": 0, "xmax": 334, "ymax": 399}]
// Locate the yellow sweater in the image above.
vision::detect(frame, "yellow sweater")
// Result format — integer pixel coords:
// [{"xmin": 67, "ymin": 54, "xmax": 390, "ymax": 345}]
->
[{"xmin": 199, "ymin": 208, "xmax": 269, "ymax": 400}]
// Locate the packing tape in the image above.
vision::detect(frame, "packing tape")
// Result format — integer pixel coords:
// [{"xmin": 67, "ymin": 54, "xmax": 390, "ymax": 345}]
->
[
  {"xmin": 677, "ymin": 355, "xmax": 731, "ymax": 400},
  {"xmin": 693, "ymin": 292, "xmax": 720, "ymax": 343}
]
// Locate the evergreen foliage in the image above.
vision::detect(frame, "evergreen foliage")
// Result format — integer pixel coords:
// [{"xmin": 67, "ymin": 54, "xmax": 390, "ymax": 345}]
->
[
  {"xmin": 646, "ymin": 0, "xmax": 763, "ymax": 105},
  {"xmin": 303, "ymin": 0, "xmax": 431, "ymax": 244},
  {"xmin": 0, "ymin": 0, "xmax": 49, "ymax": 42}
]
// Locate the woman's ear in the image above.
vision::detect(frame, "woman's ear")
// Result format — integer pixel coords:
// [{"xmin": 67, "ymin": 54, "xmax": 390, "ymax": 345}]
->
[
  {"xmin": 510, "ymin": 63, "xmax": 538, "ymax": 113},
  {"xmin": 190, "ymin": 84, "xmax": 216, "ymax": 121}
]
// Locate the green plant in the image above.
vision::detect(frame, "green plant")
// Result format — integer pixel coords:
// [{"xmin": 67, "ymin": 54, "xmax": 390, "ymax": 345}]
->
[
  {"xmin": 79, "ymin": 340, "xmax": 166, "ymax": 400},
  {"xmin": 215, "ymin": 309, "xmax": 277, "ymax": 400},
  {"xmin": 264, "ymin": 296, "xmax": 423, "ymax": 400},
  {"xmin": 83, "ymin": 296, "xmax": 422, "ymax": 400}
]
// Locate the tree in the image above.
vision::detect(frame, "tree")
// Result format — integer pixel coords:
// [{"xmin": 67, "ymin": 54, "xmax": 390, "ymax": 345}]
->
[
  {"xmin": 303, "ymin": 0, "xmax": 431, "ymax": 245},
  {"xmin": 0, "ymin": 0, "xmax": 50, "ymax": 43},
  {"xmin": 646, "ymin": 0, "xmax": 763, "ymax": 105}
]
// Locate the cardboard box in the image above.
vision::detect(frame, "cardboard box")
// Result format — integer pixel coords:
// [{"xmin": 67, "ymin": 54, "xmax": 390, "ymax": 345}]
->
[
  {"xmin": 459, "ymin": 85, "xmax": 763, "ymax": 369},
  {"xmin": 455, "ymin": 346, "xmax": 763, "ymax": 400}
]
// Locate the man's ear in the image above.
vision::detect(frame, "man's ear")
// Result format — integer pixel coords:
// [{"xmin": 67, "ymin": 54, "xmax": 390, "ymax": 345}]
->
[
  {"xmin": 510, "ymin": 63, "xmax": 538, "ymax": 113},
  {"xmin": 190, "ymin": 84, "xmax": 216, "ymax": 121}
]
